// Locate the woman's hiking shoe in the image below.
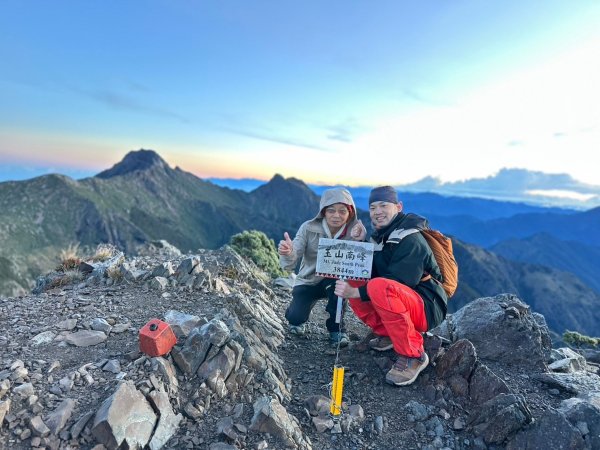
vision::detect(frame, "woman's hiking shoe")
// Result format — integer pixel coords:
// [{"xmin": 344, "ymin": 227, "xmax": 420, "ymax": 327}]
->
[
  {"xmin": 369, "ymin": 335, "xmax": 394, "ymax": 352},
  {"xmin": 329, "ymin": 332, "xmax": 349, "ymax": 347},
  {"xmin": 288, "ymin": 324, "xmax": 306, "ymax": 335},
  {"xmin": 385, "ymin": 352, "xmax": 429, "ymax": 386}
]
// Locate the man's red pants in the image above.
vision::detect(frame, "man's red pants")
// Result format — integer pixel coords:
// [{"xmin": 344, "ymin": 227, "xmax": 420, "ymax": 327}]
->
[{"xmin": 349, "ymin": 278, "xmax": 427, "ymax": 358}]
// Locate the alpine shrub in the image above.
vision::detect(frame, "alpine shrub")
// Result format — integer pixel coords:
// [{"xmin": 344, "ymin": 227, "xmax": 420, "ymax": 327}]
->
[{"xmin": 229, "ymin": 230, "xmax": 286, "ymax": 278}]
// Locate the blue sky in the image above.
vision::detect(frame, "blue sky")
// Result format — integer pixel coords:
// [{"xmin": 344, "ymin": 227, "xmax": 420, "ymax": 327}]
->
[{"xmin": 1, "ymin": 1, "xmax": 599, "ymax": 187}]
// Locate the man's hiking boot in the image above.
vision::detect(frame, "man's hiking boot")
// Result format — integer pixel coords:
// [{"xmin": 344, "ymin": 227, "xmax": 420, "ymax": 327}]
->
[
  {"xmin": 355, "ymin": 331, "xmax": 378, "ymax": 352},
  {"xmin": 288, "ymin": 324, "xmax": 306, "ymax": 335},
  {"xmin": 329, "ymin": 332, "xmax": 349, "ymax": 347},
  {"xmin": 369, "ymin": 335, "xmax": 394, "ymax": 352},
  {"xmin": 385, "ymin": 352, "xmax": 429, "ymax": 386}
]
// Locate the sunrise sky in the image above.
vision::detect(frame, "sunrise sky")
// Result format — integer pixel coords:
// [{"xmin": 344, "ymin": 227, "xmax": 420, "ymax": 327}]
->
[{"xmin": 1, "ymin": 1, "xmax": 599, "ymax": 186}]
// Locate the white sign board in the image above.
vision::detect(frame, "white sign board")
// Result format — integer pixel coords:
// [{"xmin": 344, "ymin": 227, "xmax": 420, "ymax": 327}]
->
[{"xmin": 315, "ymin": 238, "xmax": 375, "ymax": 280}]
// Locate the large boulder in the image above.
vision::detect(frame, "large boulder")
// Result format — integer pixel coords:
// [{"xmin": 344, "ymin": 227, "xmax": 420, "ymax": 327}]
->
[
  {"xmin": 250, "ymin": 396, "xmax": 311, "ymax": 449},
  {"xmin": 91, "ymin": 381, "xmax": 157, "ymax": 449},
  {"xmin": 506, "ymin": 408, "xmax": 585, "ymax": 450},
  {"xmin": 442, "ymin": 294, "xmax": 551, "ymax": 370}
]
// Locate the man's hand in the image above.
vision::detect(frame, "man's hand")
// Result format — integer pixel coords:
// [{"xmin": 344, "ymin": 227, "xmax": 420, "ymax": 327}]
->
[
  {"xmin": 350, "ymin": 220, "xmax": 367, "ymax": 241},
  {"xmin": 278, "ymin": 232, "xmax": 293, "ymax": 256},
  {"xmin": 335, "ymin": 280, "xmax": 360, "ymax": 299}
]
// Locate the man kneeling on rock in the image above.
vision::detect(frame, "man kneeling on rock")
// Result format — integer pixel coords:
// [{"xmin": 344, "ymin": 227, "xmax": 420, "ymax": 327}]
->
[{"xmin": 335, "ymin": 186, "xmax": 448, "ymax": 386}]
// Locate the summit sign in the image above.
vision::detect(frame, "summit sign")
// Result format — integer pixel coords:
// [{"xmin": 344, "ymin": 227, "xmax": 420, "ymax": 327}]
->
[{"xmin": 315, "ymin": 238, "xmax": 375, "ymax": 281}]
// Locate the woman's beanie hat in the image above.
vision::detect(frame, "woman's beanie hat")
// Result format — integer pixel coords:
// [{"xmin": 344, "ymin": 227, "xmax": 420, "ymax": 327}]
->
[{"xmin": 369, "ymin": 186, "xmax": 398, "ymax": 205}]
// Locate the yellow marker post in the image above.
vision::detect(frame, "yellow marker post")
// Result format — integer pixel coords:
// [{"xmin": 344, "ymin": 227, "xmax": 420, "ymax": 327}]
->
[{"xmin": 330, "ymin": 365, "xmax": 345, "ymax": 416}]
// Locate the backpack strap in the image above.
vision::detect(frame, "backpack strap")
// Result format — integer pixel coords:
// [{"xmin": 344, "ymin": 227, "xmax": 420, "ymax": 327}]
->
[{"xmin": 386, "ymin": 228, "xmax": 420, "ymax": 244}]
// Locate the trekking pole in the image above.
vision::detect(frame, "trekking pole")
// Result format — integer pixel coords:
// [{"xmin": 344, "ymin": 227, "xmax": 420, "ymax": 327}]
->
[
  {"xmin": 334, "ymin": 276, "xmax": 345, "ymax": 324},
  {"xmin": 330, "ymin": 276, "xmax": 346, "ymax": 418}
]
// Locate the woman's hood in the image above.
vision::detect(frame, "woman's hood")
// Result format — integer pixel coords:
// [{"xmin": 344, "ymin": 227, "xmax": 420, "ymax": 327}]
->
[{"xmin": 314, "ymin": 187, "xmax": 357, "ymax": 220}]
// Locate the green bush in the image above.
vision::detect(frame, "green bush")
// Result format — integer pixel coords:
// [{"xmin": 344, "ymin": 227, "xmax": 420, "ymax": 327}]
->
[
  {"xmin": 563, "ymin": 330, "xmax": 599, "ymax": 348},
  {"xmin": 229, "ymin": 230, "xmax": 286, "ymax": 278}
]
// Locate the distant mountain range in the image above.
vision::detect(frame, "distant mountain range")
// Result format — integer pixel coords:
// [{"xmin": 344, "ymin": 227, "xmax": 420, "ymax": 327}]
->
[
  {"xmin": 210, "ymin": 167, "xmax": 600, "ymax": 210},
  {"xmin": 2, "ymin": 149, "xmax": 599, "ymax": 336}
]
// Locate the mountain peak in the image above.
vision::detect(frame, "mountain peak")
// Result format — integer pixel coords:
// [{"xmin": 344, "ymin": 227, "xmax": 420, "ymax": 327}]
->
[{"xmin": 96, "ymin": 149, "xmax": 169, "ymax": 179}]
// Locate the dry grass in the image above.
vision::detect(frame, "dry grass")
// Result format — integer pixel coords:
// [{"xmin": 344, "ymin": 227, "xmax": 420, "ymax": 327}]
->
[
  {"xmin": 106, "ymin": 265, "xmax": 124, "ymax": 281},
  {"xmin": 220, "ymin": 265, "xmax": 241, "ymax": 280},
  {"xmin": 91, "ymin": 244, "xmax": 116, "ymax": 262},
  {"xmin": 50, "ymin": 269, "xmax": 85, "ymax": 288},
  {"xmin": 57, "ymin": 243, "xmax": 82, "ymax": 271}
]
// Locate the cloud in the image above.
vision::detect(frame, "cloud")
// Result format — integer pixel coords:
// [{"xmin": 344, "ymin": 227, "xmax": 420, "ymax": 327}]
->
[
  {"xmin": 326, "ymin": 117, "xmax": 363, "ymax": 143},
  {"xmin": 121, "ymin": 78, "xmax": 152, "ymax": 93},
  {"xmin": 226, "ymin": 127, "xmax": 334, "ymax": 152},
  {"xmin": 399, "ymin": 88, "xmax": 456, "ymax": 108},
  {"xmin": 80, "ymin": 89, "xmax": 191, "ymax": 123}
]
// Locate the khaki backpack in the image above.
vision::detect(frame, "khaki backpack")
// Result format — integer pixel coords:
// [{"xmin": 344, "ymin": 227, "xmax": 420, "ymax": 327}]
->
[{"xmin": 420, "ymin": 229, "xmax": 459, "ymax": 298}]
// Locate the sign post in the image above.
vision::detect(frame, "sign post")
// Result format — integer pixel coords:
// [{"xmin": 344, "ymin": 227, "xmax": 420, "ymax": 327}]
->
[{"xmin": 315, "ymin": 238, "xmax": 375, "ymax": 417}]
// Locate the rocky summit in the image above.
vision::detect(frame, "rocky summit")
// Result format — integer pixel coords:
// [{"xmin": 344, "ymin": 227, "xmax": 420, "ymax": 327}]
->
[{"xmin": 1, "ymin": 244, "xmax": 600, "ymax": 450}]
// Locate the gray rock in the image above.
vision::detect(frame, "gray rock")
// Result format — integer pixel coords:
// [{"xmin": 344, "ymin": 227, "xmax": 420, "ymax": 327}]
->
[
  {"xmin": 404, "ymin": 400, "xmax": 433, "ymax": 422},
  {"xmin": 102, "ymin": 360, "xmax": 121, "ymax": 374},
  {"xmin": 65, "ymin": 330, "xmax": 107, "ymax": 347},
  {"xmin": 151, "ymin": 357, "xmax": 179, "ymax": 394},
  {"xmin": 111, "ymin": 322, "xmax": 131, "ymax": 333},
  {"xmin": 469, "ymin": 363, "xmax": 511, "ymax": 405},
  {"xmin": 11, "ymin": 367, "xmax": 28, "ymax": 381},
  {"xmin": 549, "ymin": 348, "xmax": 587, "ymax": 373},
  {"xmin": 56, "ymin": 318, "xmax": 78, "ymax": 331},
  {"xmin": 149, "ymin": 276, "xmax": 168, "ymax": 290},
  {"xmin": 436, "ymin": 339, "xmax": 477, "ymax": 381},
  {"xmin": 213, "ymin": 278, "xmax": 231, "ymax": 295},
  {"xmin": 349, "ymin": 404, "xmax": 365, "ymax": 421},
  {"xmin": 29, "ymin": 415, "xmax": 51, "ymax": 437},
  {"xmin": 138, "ymin": 240, "xmax": 182, "ymax": 257},
  {"xmin": 469, "ymin": 393, "xmax": 532, "ymax": 445},
  {"xmin": 0, "ymin": 399, "xmax": 10, "ymax": 425},
  {"xmin": 304, "ymin": 395, "xmax": 331, "ymax": 416},
  {"xmin": 175, "ymin": 257, "xmax": 201, "ymax": 281},
  {"xmin": 70, "ymin": 411, "xmax": 94, "ymax": 439},
  {"xmin": 45, "ymin": 398, "xmax": 76, "ymax": 435},
  {"xmin": 92, "ymin": 380, "xmax": 157, "ymax": 449},
  {"xmin": 209, "ymin": 443, "xmax": 238, "ymax": 450},
  {"xmin": 449, "ymin": 295, "xmax": 551, "ymax": 370},
  {"xmin": 217, "ymin": 416, "xmax": 238, "ymax": 440},
  {"xmin": 250, "ymin": 396, "xmax": 310, "ymax": 449},
  {"xmin": 0, "ymin": 379, "xmax": 10, "ymax": 398},
  {"xmin": 374, "ymin": 416, "xmax": 384, "ymax": 434},
  {"xmin": 534, "ymin": 372, "xmax": 600, "ymax": 395},
  {"xmin": 151, "ymin": 262, "xmax": 174, "ymax": 278},
  {"xmin": 90, "ymin": 318, "xmax": 113, "ymax": 334},
  {"xmin": 506, "ymin": 408, "xmax": 585, "ymax": 450},
  {"xmin": 183, "ymin": 402, "xmax": 204, "ymax": 420},
  {"xmin": 31, "ymin": 331, "xmax": 56, "ymax": 346},
  {"xmin": 14, "ymin": 382, "xmax": 34, "ymax": 396},
  {"xmin": 581, "ymin": 349, "xmax": 600, "ymax": 365},
  {"xmin": 423, "ymin": 332, "xmax": 445, "ymax": 362},
  {"xmin": 453, "ymin": 417, "xmax": 466, "ymax": 430},
  {"xmin": 164, "ymin": 310, "xmax": 204, "ymax": 338},
  {"xmin": 172, "ymin": 319, "xmax": 230, "ymax": 375},
  {"xmin": 312, "ymin": 415, "xmax": 334, "ymax": 433},
  {"xmin": 197, "ymin": 345, "xmax": 237, "ymax": 394},
  {"xmin": 90, "ymin": 252, "xmax": 125, "ymax": 278},
  {"xmin": 147, "ymin": 390, "xmax": 183, "ymax": 450},
  {"xmin": 559, "ymin": 396, "xmax": 600, "ymax": 449},
  {"xmin": 120, "ymin": 262, "xmax": 147, "ymax": 281}
]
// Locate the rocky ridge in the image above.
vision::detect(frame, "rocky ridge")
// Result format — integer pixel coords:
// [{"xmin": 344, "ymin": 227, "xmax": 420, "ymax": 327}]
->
[{"xmin": 1, "ymin": 244, "xmax": 600, "ymax": 449}]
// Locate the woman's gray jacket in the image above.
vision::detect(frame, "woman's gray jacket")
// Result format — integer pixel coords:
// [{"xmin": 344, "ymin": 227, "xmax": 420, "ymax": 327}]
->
[{"xmin": 280, "ymin": 188, "xmax": 360, "ymax": 287}]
